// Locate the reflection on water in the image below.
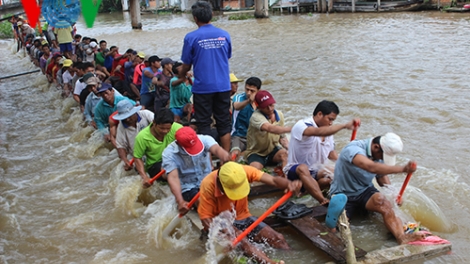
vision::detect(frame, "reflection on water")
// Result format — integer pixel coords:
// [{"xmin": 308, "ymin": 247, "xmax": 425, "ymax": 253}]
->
[{"xmin": 1, "ymin": 11, "xmax": 470, "ymax": 264}]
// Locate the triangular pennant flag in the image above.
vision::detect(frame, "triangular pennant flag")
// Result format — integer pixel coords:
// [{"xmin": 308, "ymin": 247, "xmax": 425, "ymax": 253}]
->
[
  {"xmin": 20, "ymin": 0, "xmax": 41, "ymax": 28},
  {"xmin": 80, "ymin": 0, "xmax": 103, "ymax": 28}
]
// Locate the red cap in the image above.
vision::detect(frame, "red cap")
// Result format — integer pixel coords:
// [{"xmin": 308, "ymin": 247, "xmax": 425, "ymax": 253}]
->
[
  {"xmin": 175, "ymin": 127, "xmax": 204, "ymax": 156},
  {"xmin": 255, "ymin": 90, "xmax": 276, "ymax": 108}
]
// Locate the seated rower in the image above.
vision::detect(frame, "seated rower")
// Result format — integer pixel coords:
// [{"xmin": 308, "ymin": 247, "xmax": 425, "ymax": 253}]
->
[
  {"xmin": 328, "ymin": 133, "xmax": 426, "ymax": 244},
  {"xmin": 133, "ymin": 108, "xmax": 182, "ymax": 187},
  {"xmin": 162, "ymin": 127, "xmax": 230, "ymax": 214},
  {"xmin": 230, "ymin": 77, "xmax": 261, "ymax": 161},
  {"xmin": 198, "ymin": 162, "xmax": 302, "ymax": 264},
  {"xmin": 113, "ymin": 100, "xmax": 154, "ymax": 171},
  {"xmin": 244, "ymin": 91, "xmax": 290, "ymax": 172},
  {"xmin": 283, "ymin": 100, "xmax": 359, "ymax": 205}
]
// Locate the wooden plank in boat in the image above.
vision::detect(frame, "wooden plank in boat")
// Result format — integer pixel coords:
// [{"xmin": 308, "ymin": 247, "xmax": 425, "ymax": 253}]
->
[
  {"xmin": 287, "ymin": 215, "xmax": 367, "ymax": 263},
  {"xmin": 357, "ymin": 243, "xmax": 452, "ymax": 264}
]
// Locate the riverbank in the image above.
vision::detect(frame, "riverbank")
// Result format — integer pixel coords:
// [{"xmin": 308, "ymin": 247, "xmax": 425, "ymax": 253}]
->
[{"xmin": 1, "ymin": 12, "xmax": 470, "ymax": 263}]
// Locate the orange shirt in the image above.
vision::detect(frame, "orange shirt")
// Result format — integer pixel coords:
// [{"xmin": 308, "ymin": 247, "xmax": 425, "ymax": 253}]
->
[{"xmin": 198, "ymin": 165, "xmax": 263, "ymax": 221}]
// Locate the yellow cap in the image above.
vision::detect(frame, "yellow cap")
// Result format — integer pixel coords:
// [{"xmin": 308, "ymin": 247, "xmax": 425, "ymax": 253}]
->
[
  {"xmin": 63, "ymin": 59, "xmax": 73, "ymax": 67},
  {"xmin": 218, "ymin": 162, "xmax": 249, "ymax": 200},
  {"xmin": 137, "ymin": 51, "xmax": 145, "ymax": 59},
  {"xmin": 229, "ymin": 73, "xmax": 243, "ymax": 83}
]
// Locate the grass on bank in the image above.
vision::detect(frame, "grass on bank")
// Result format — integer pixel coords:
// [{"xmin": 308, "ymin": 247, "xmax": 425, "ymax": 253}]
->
[
  {"xmin": 0, "ymin": 20, "xmax": 14, "ymax": 39},
  {"xmin": 228, "ymin": 14, "xmax": 255, "ymax": 20}
]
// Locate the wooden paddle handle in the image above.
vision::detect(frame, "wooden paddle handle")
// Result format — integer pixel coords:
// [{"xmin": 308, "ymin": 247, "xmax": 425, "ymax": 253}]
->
[
  {"xmin": 396, "ymin": 162, "xmax": 417, "ymax": 204},
  {"xmin": 179, "ymin": 192, "xmax": 200, "ymax": 218},
  {"xmin": 148, "ymin": 170, "xmax": 166, "ymax": 185},
  {"xmin": 129, "ymin": 158, "xmax": 135, "ymax": 166},
  {"xmin": 232, "ymin": 191, "xmax": 293, "ymax": 247}
]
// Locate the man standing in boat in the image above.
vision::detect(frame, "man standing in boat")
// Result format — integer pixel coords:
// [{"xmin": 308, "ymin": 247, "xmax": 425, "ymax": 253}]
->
[
  {"xmin": 327, "ymin": 132, "xmax": 427, "ymax": 244},
  {"xmin": 133, "ymin": 108, "xmax": 182, "ymax": 188},
  {"xmin": 198, "ymin": 162, "xmax": 302, "ymax": 264},
  {"xmin": 283, "ymin": 100, "xmax": 359, "ymax": 205},
  {"xmin": 177, "ymin": 1, "xmax": 233, "ymax": 153},
  {"xmin": 162, "ymin": 127, "xmax": 230, "ymax": 214}
]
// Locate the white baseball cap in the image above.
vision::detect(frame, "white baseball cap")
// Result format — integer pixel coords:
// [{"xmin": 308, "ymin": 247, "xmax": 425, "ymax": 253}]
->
[{"xmin": 380, "ymin": 132, "xmax": 403, "ymax": 166}]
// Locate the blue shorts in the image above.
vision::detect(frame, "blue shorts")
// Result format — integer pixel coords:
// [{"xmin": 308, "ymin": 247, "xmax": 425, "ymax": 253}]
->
[
  {"xmin": 287, "ymin": 164, "xmax": 318, "ymax": 181},
  {"xmin": 59, "ymin": 42, "xmax": 73, "ymax": 52},
  {"xmin": 171, "ymin": 107, "xmax": 184, "ymax": 118}
]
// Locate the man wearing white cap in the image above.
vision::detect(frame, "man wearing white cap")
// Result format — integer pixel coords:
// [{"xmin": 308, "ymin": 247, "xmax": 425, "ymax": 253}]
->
[
  {"xmin": 327, "ymin": 133, "xmax": 426, "ymax": 244},
  {"xmin": 162, "ymin": 127, "xmax": 230, "ymax": 214},
  {"xmin": 114, "ymin": 100, "xmax": 154, "ymax": 171}
]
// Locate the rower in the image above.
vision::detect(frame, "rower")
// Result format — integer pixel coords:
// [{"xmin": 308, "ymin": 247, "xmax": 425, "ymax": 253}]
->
[
  {"xmin": 162, "ymin": 127, "xmax": 230, "ymax": 214},
  {"xmin": 198, "ymin": 162, "xmax": 302, "ymax": 264}
]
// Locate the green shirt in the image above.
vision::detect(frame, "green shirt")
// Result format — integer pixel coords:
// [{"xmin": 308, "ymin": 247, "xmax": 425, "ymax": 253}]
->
[
  {"xmin": 245, "ymin": 109, "xmax": 284, "ymax": 159},
  {"xmin": 95, "ymin": 51, "xmax": 105, "ymax": 66},
  {"xmin": 133, "ymin": 122, "xmax": 183, "ymax": 171}
]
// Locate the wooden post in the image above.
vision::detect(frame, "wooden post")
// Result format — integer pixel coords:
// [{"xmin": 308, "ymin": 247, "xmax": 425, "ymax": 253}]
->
[
  {"xmin": 338, "ymin": 211, "xmax": 357, "ymax": 264},
  {"xmin": 320, "ymin": 0, "xmax": 327, "ymax": 12},
  {"xmin": 352, "ymin": 0, "xmax": 355, "ymax": 12},
  {"xmin": 317, "ymin": 0, "xmax": 322, "ymax": 12},
  {"xmin": 254, "ymin": 0, "xmax": 269, "ymax": 17},
  {"xmin": 129, "ymin": 0, "xmax": 142, "ymax": 29},
  {"xmin": 377, "ymin": 0, "xmax": 381, "ymax": 11},
  {"xmin": 328, "ymin": 0, "xmax": 334, "ymax": 12}
]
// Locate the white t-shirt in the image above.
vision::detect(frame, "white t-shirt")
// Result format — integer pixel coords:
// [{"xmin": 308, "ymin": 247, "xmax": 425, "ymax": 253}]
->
[
  {"xmin": 62, "ymin": 70, "xmax": 74, "ymax": 85},
  {"xmin": 74, "ymin": 78, "xmax": 87, "ymax": 96},
  {"xmin": 283, "ymin": 116, "xmax": 335, "ymax": 174}
]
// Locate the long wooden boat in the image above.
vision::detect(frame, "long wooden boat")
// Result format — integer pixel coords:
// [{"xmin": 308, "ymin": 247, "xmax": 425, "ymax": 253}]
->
[{"xmin": 247, "ymin": 183, "xmax": 452, "ymax": 263}]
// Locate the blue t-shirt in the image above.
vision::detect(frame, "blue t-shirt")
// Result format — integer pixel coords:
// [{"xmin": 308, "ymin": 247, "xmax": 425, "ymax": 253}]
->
[
  {"xmin": 104, "ymin": 55, "xmax": 114, "ymax": 72},
  {"xmin": 330, "ymin": 139, "xmax": 384, "ymax": 197},
  {"xmin": 231, "ymin": 93, "xmax": 255, "ymax": 138},
  {"xmin": 140, "ymin": 67, "xmax": 160, "ymax": 95},
  {"xmin": 94, "ymin": 96, "xmax": 136, "ymax": 131},
  {"xmin": 124, "ymin": 61, "xmax": 134, "ymax": 84},
  {"xmin": 181, "ymin": 24, "xmax": 232, "ymax": 94},
  {"xmin": 162, "ymin": 135, "xmax": 217, "ymax": 193}
]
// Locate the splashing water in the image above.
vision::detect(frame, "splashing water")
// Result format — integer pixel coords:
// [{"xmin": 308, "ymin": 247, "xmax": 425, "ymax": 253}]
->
[
  {"xmin": 114, "ymin": 176, "xmax": 144, "ymax": 218},
  {"xmin": 145, "ymin": 196, "xmax": 199, "ymax": 249},
  {"xmin": 204, "ymin": 210, "xmax": 237, "ymax": 264}
]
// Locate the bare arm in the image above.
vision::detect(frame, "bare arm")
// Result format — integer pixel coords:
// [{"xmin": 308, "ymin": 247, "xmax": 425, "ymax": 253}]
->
[
  {"xmin": 134, "ymin": 158, "xmax": 151, "ymax": 187},
  {"xmin": 233, "ymin": 98, "xmax": 251, "ymax": 111},
  {"xmin": 117, "ymin": 148, "xmax": 133, "ymax": 171},
  {"xmin": 259, "ymin": 173, "xmax": 302, "ymax": 194},
  {"xmin": 352, "ymin": 154, "xmax": 416, "ymax": 175},
  {"xmin": 260, "ymin": 123, "xmax": 291, "ymax": 135},
  {"xmin": 143, "ymin": 69, "xmax": 154, "ymax": 78},
  {"xmin": 376, "ymin": 175, "xmax": 391, "ymax": 186},
  {"xmin": 303, "ymin": 118, "xmax": 360, "ymax": 137},
  {"xmin": 209, "ymin": 144, "xmax": 231, "ymax": 163},
  {"xmin": 73, "ymin": 94, "xmax": 80, "ymax": 104},
  {"xmin": 328, "ymin": 150, "xmax": 338, "ymax": 161},
  {"xmin": 166, "ymin": 169, "xmax": 186, "ymax": 210}
]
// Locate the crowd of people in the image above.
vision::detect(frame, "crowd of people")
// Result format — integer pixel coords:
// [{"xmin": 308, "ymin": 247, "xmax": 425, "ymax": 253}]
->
[{"xmin": 9, "ymin": 2, "xmax": 427, "ymax": 263}]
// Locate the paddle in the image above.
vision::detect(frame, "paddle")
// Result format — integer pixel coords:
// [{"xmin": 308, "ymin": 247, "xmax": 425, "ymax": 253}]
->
[
  {"xmin": 162, "ymin": 192, "xmax": 201, "ymax": 237},
  {"xmin": 148, "ymin": 169, "xmax": 166, "ymax": 185},
  {"xmin": 396, "ymin": 162, "xmax": 417, "ymax": 205},
  {"xmin": 350, "ymin": 120, "xmax": 360, "ymax": 141},
  {"xmin": 232, "ymin": 191, "xmax": 293, "ymax": 247}
]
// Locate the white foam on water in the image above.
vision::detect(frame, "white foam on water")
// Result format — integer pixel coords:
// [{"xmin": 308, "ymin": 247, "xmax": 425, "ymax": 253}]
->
[
  {"xmin": 144, "ymin": 195, "xmax": 199, "ymax": 250},
  {"xmin": 91, "ymin": 248, "xmax": 148, "ymax": 264}
]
